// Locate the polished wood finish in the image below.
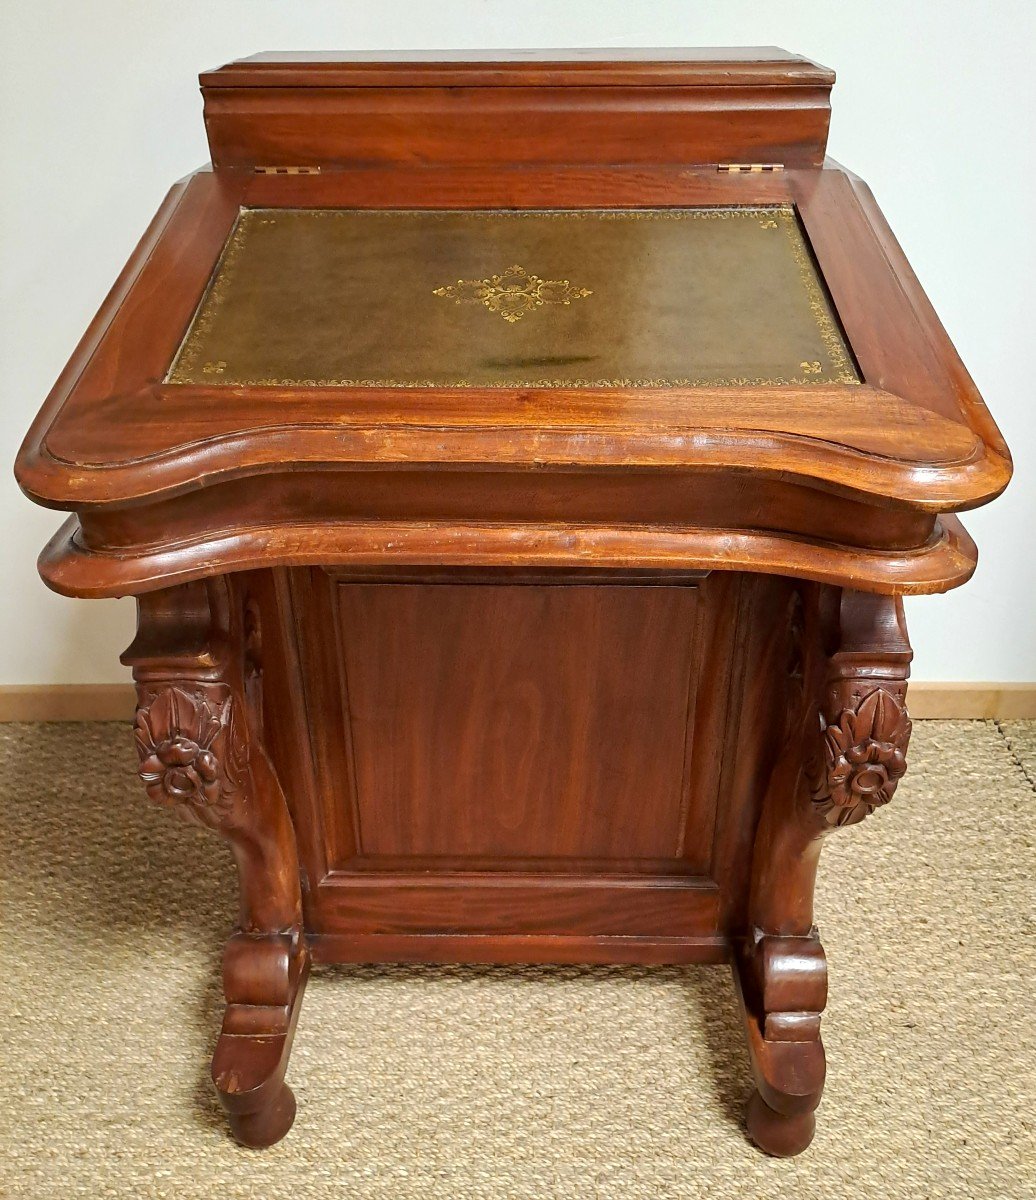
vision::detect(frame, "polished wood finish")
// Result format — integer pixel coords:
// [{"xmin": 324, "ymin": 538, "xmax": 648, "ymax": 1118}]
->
[
  {"xmin": 200, "ymin": 49, "xmax": 835, "ymax": 171},
  {"xmin": 121, "ymin": 576, "xmax": 308, "ymax": 1145},
  {"xmin": 278, "ymin": 569, "xmax": 777, "ymax": 959},
  {"xmin": 335, "ymin": 577, "xmax": 703, "ymax": 859},
  {"xmin": 15, "ymin": 51, "xmax": 1010, "ymax": 1154},
  {"xmin": 735, "ymin": 586, "xmax": 913, "ymax": 1154}
]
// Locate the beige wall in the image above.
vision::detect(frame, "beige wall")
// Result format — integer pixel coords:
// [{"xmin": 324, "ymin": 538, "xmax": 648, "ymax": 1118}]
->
[{"xmin": 1, "ymin": 0, "xmax": 1032, "ymax": 685}]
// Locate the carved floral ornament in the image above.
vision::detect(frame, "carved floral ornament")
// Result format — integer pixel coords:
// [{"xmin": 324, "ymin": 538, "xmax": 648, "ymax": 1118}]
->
[
  {"xmin": 810, "ymin": 687, "xmax": 912, "ymax": 827},
  {"xmin": 133, "ymin": 687, "xmax": 246, "ymax": 826}
]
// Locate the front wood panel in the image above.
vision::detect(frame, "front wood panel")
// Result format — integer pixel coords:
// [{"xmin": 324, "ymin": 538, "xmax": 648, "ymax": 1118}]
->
[
  {"xmin": 334, "ymin": 581, "xmax": 703, "ymax": 862},
  {"xmin": 284, "ymin": 567, "xmax": 761, "ymax": 953}
]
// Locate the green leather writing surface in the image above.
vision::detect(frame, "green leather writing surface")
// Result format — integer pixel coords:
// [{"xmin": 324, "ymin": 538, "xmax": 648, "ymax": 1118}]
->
[{"xmin": 168, "ymin": 207, "xmax": 859, "ymax": 388}]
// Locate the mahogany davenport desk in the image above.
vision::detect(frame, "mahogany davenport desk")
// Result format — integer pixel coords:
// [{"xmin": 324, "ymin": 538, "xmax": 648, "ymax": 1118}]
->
[{"xmin": 16, "ymin": 50, "xmax": 1011, "ymax": 1156}]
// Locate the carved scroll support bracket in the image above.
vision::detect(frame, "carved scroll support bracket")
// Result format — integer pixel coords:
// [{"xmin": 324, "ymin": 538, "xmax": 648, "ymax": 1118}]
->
[
  {"xmin": 735, "ymin": 586, "xmax": 912, "ymax": 1156},
  {"xmin": 122, "ymin": 576, "xmax": 308, "ymax": 1148}
]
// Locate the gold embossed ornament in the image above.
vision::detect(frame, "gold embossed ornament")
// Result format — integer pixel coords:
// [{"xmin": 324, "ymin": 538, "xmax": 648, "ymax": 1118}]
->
[{"xmin": 433, "ymin": 264, "xmax": 592, "ymax": 323}]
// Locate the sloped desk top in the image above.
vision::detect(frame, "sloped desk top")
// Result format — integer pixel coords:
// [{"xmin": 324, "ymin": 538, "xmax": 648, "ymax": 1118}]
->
[
  {"xmin": 167, "ymin": 206, "xmax": 858, "ymax": 390},
  {"xmin": 16, "ymin": 163, "xmax": 1011, "ymax": 599}
]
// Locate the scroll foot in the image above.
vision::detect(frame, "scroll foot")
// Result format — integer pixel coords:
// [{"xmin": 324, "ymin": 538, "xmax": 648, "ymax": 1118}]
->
[
  {"xmin": 732, "ymin": 952, "xmax": 825, "ymax": 1157},
  {"xmin": 226, "ymin": 1083, "xmax": 298, "ymax": 1149},
  {"xmin": 745, "ymin": 1089, "xmax": 816, "ymax": 1157},
  {"xmin": 211, "ymin": 933, "xmax": 310, "ymax": 1148}
]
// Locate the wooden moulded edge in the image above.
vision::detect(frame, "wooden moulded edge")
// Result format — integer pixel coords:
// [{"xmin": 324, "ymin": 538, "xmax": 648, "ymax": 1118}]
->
[
  {"xmin": 16, "ymin": 391, "xmax": 1013, "ymax": 514},
  {"xmin": 198, "ymin": 49, "xmax": 836, "ymax": 91},
  {"xmin": 13, "ymin": 169, "xmax": 1012, "ymax": 517},
  {"xmin": 36, "ymin": 511, "xmax": 978, "ymax": 600}
]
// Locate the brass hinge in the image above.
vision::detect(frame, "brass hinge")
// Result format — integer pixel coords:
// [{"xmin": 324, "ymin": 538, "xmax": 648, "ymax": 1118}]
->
[
  {"xmin": 717, "ymin": 163, "xmax": 785, "ymax": 173},
  {"xmin": 253, "ymin": 165, "xmax": 322, "ymax": 175}
]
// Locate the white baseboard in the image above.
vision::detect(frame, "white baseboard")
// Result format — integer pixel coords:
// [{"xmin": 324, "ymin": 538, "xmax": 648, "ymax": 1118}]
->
[
  {"xmin": 906, "ymin": 683, "xmax": 1036, "ymax": 719},
  {"xmin": 0, "ymin": 682, "xmax": 1033, "ymax": 722}
]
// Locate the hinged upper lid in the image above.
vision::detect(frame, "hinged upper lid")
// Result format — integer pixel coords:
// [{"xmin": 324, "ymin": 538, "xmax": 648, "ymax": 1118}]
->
[{"xmin": 200, "ymin": 48, "xmax": 835, "ymax": 170}]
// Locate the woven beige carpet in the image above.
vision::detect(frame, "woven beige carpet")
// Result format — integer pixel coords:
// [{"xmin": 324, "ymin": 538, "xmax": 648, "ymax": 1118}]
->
[{"xmin": 1, "ymin": 720, "xmax": 1033, "ymax": 1199}]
